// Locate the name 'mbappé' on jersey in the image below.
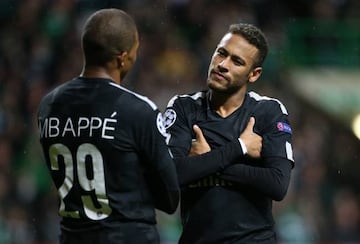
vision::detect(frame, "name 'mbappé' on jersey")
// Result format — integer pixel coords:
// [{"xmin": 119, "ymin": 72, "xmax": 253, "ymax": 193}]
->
[{"xmin": 37, "ymin": 77, "xmax": 179, "ymax": 232}]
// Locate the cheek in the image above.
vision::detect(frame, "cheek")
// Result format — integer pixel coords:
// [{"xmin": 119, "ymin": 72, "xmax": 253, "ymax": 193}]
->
[
  {"xmin": 207, "ymin": 59, "xmax": 216, "ymax": 73},
  {"xmin": 209, "ymin": 58, "xmax": 216, "ymax": 68},
  {"xmin": 230, "ymin": 67, "xmax": 242, "ymax": 77},
  {"xmin": 231, "ymin": 69, "xmax": 249, "ymax": 83},
  {"xmin": 130, "ymin": 53, "xmax": 137, "ymax": 64}
]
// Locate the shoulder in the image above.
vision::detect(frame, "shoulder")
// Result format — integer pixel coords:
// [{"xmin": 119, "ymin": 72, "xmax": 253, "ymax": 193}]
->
[
  {"xmin": 165, "ymin": 90, "xmax": 207, "ymax": 119},
  {"xmin": 109, "ymin": 84, "xmax": 165, "ymax": 134},
  {"xmin": 248, "ymin": 91, "xmax": 289, "ymax": 116},
  {"xmin": 164, "ymin": 90, "xmax": 206, "ymax": 130},
  {"xmin": 166, "ymin": 90, "xmax": 207, "ymax": 108},
  {"xmin": 110, "ymin": 83, "xmax": 158, "ymax": 112},
  {"xmin": 38, "ymin": 81, "xmax": 71, "ymax": 108}
]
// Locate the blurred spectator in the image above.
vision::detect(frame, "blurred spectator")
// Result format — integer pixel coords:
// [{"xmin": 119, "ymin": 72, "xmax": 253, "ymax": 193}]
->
[{"xmin": 327, "ymin": 188, "xmax": 360, "ymax": 242}]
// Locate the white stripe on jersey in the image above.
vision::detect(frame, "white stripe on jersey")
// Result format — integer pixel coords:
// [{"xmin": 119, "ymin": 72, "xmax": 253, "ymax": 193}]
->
[
  {"xmin": 109, "ymin": 82, "xmax": 158, "ymax": 111},
  {"xmin": 249, "ymin": 91, "xmax": 288, "ymax": 115},
  {"xmin": 286, "ymin": 141, "xmax": 294, "ymax": 162},
  {"xmin": 166, "ymin": 95, "xmax": 179, "ymax": 108},
  {"xmin": 187, "ymin": 91, "xmax": 205, "ymax": 100},
  {"xmin": 167, "ymin": 91, "xmax": 205, "ymax": 108}
]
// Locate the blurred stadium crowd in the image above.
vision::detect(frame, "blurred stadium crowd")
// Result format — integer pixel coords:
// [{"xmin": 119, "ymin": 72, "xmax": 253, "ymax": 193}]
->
[{"xmin": 0, "ymin": 0, "xmax": 359, "ymax": 243}]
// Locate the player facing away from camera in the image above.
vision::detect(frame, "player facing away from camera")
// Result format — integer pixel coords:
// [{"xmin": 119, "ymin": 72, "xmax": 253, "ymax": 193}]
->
[
  {"xmin": 37, "ymin": 8, "xmax": 179, "ymax": 244},
  {"xmin": 164, "ymin": 23, "xmax": 294, "ymax": 244}
]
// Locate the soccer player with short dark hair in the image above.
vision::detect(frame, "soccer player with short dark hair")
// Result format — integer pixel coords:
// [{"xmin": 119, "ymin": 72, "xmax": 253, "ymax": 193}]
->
[
  {"xmin": 164, "ymin": 23, "xmax": 294, "ymax": 244},
  {"xmin": 37, "ymin": 8, "xmax": 179, "ymax": 244}
]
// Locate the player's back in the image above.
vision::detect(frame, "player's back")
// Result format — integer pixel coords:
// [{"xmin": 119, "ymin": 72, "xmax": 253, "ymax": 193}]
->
[{"xmin": 37, "ymin": 77, "xmax": 173, "ymax": 242}]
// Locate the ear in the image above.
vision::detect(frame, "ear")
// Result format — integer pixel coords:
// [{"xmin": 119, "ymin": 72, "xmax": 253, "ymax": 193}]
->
[
  {"xmin": 115, "ymin": 52, "xmax": 127, "ymax": 68},
  {"xmin": 248, "ymin": 67, "xmax": 262, "ymax": 83}
]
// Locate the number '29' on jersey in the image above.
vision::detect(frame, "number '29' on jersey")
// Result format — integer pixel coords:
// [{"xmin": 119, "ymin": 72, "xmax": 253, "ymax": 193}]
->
[{"xmin": 37, "ymin": 77, "xmax": 179, "ymax": 232}]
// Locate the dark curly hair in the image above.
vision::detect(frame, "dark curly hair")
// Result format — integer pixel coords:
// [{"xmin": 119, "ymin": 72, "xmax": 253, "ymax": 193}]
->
[{"xmin": 228, "ymin": 23, "xmax": 268, "ymax": 68}]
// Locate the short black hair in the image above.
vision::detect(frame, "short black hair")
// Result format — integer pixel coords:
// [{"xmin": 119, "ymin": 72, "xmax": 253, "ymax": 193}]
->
[
  {"xmin": 81, "ymin": 8, "xmax": 138, "ymax": 66},
  {"xmin": 228, "ymin": 23, "xmax": 268, "ymax": 68}
]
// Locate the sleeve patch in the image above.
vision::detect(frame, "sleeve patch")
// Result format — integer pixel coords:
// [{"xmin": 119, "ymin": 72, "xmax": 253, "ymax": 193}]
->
[
  {"xmin": 156, "ymin": 112, "xmax": 168, "ymax": 137},
  {"xmin": 277, "ymin": 122, "xmax": 292, "ymax": 134},
  {"xmin": 163, "ymin": 109, "xmax": 177, "ymax": 129}
]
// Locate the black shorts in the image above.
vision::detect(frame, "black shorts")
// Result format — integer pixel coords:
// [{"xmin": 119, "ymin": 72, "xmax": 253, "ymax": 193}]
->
[{"xmin": 59, "ymin": 222, "xmax": 160, "ymax": 244}]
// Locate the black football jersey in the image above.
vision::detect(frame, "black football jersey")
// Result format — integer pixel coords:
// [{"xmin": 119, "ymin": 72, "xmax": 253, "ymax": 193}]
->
[
  {"xmin": 37, "ymin": 77, "xmax": 179, "ymax": 232},
  {"xmin": 164, "ymin": 90, "xmax": 294, "ymax": 243}
]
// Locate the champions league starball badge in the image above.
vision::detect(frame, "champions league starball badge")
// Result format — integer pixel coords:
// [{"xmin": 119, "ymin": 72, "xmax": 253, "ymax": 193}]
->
[
  {"xmin": 163, "ymin": 109, "xmax": 177, "ymax": 129},
  {"xmin": 156, "ymin": 112, "xmax": 168, "ymax": 137}
]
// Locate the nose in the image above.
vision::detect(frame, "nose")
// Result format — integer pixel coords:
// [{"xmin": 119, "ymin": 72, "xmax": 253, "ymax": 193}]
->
[{"xmin": 218, "ymin": 57, "xmax": 230, "ymax": 72}]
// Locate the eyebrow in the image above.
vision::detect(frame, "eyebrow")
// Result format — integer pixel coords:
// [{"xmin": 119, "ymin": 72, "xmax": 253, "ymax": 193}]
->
[
  {"xmin": 218, "ymin": 47, "xmax": 245, "ymax": 65},
  {"xmin": 232, "ymin": 55, "xmax": 245, "ymax": 65}
]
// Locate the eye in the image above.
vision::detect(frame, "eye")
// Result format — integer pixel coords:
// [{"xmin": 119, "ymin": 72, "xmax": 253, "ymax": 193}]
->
[
  {"xmin": 232, "ymin": 57, "xmax": 244, "ymax": 66},
  {"xmin": 217, "ymin": 49, "xmax": 227, "ymax": 57},
  {"xmin": 233, "ymin": 59, "xmax": 242, "ymax": 66}
]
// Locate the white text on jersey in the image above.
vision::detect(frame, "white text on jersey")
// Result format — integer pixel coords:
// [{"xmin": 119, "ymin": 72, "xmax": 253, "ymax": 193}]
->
[{"xmin": 39, "ymin": 117, "xmax": 116, "ymax": 139}]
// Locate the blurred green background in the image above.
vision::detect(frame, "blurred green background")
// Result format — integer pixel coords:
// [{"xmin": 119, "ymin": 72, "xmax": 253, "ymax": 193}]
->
[{"xmin": 0, "ymin": 0, "xmax": 359, "ymax": 243}]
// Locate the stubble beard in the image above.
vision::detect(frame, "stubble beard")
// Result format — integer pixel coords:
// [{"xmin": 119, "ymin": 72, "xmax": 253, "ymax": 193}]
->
[{"xmin": 207, "ymin": 77, "xmax": 242, "ymax": 95}]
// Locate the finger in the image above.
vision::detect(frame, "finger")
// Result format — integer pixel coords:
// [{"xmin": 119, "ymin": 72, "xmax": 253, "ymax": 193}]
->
[
  {"xmin": 244, "ymin": 117, "xmax": 255, "ymax": 132},
  {"xmin": 193, "ymin": 124, "xmax": 205, "ymax": 141}
]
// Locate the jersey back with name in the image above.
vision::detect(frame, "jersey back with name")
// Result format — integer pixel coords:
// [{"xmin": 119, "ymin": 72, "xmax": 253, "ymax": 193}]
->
[{"xmin": 37, "ymin": 77, "xmax": 171, "ymax": 231}]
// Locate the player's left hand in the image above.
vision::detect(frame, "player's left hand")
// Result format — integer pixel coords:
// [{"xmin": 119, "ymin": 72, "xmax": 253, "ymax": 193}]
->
[{"xmin": 189, "ymin": 124, "xmax": 211, "ymax": 156}]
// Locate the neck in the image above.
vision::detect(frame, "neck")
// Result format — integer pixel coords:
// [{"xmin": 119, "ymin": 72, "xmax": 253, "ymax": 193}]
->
[
  {"xmin": 210, "ymin": 88, "xmax": 247, "ymax": 117},
  {"xmin": 80, "ymin": 66, "xmax": 120, "ymax": 85}
]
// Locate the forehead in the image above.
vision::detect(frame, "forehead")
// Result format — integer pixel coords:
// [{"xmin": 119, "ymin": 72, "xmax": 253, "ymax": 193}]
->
[{"xmin": 217, "ymin": 33, "xmax": 258, "ymax": 59}]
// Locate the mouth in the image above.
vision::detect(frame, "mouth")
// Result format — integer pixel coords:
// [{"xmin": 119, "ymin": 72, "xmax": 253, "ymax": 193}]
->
[{"xmin": 211, "ymin": 70, "xmax": 229, "ymax": 81}]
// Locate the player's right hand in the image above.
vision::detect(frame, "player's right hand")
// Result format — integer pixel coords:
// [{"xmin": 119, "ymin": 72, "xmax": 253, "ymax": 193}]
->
[
  {"xmin": 239, "ymin": 117, "xmax": 262, "ymax": 158},
  {"xmin": 189, "ymin": 124, "xmax": 211, "ymax": 156}
]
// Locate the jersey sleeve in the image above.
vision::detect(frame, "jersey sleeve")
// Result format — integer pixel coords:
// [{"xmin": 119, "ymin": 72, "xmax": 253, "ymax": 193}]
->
[
  {"xmin": 165, "ymin": 96, "xmax": 246, "ymax": 186},
  {"xmin": 220, "ymin": 157, "xmax": 292, "ymax": 201},
  {"xmin": 134, "ymin": 106, "xmax": 180, "ymax": 214},
  {"xmin": 219, "ymin": 99, "xmax": 294, "ymax": 200},
  {"xmin": 259, "ymin": 100, "xmax": 294, "ymax": 166}
]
